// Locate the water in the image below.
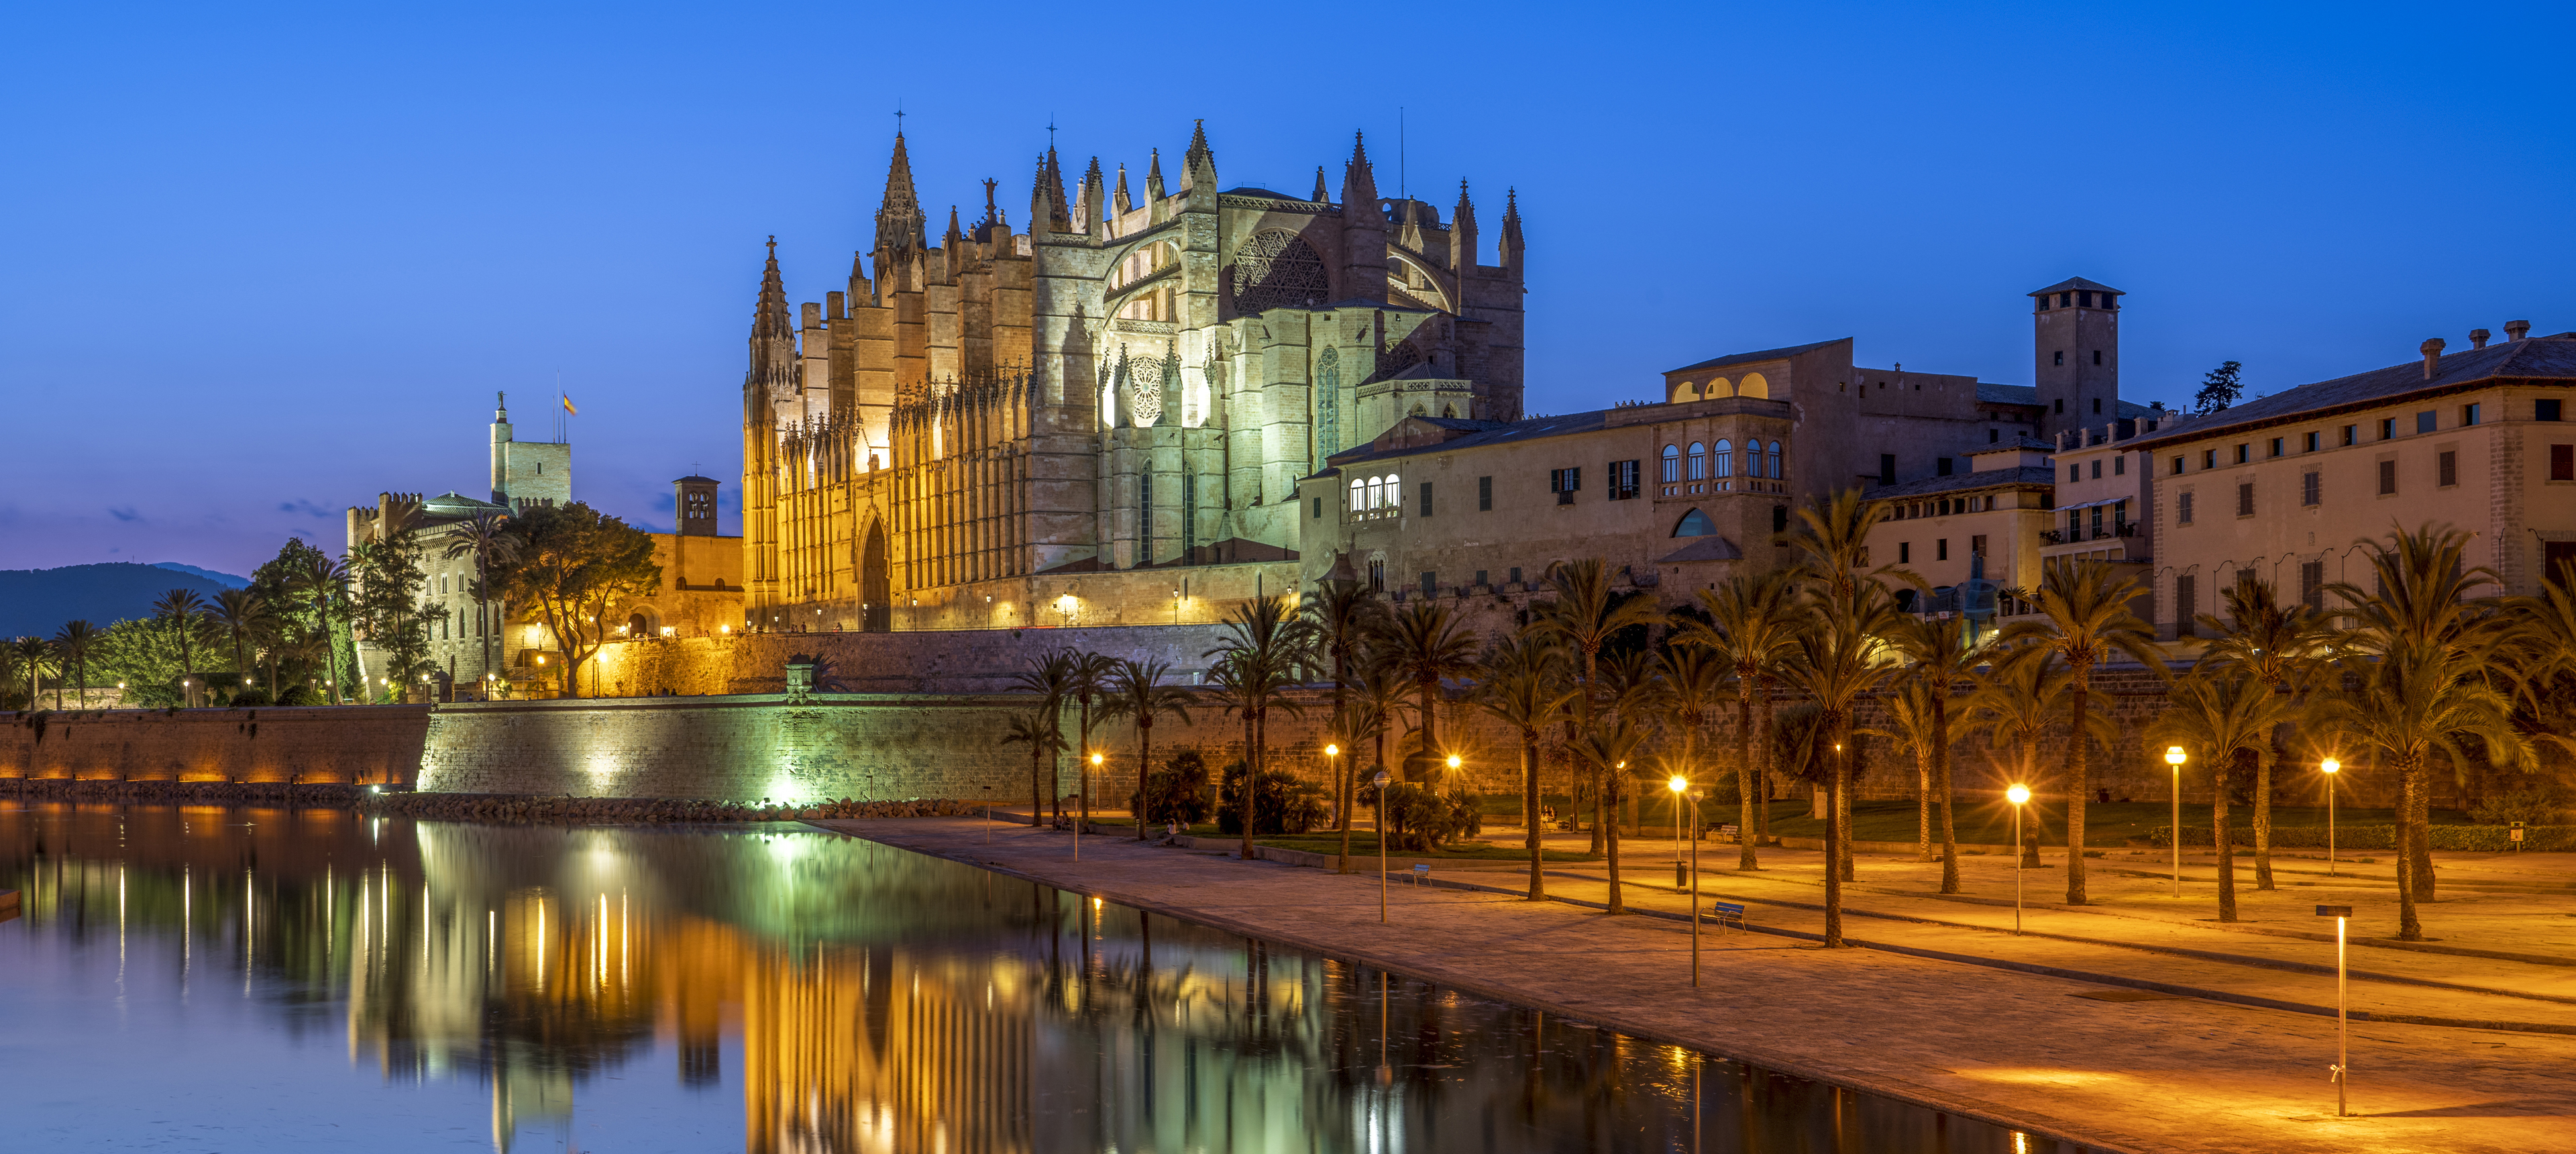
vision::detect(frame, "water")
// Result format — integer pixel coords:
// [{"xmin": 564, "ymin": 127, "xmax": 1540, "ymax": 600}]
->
[{"xmin": 0, "ymin": 804, "xmax": 2039, "ymax": 1152}]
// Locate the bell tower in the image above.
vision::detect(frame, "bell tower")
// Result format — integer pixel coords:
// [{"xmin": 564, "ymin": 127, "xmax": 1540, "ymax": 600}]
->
[{"xmin": 2031, "ymin": 277, "xmax": 2122, "ymax": 440}]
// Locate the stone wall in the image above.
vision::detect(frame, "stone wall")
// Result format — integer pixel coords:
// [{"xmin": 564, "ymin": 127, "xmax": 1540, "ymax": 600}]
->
[
  {"xmin": 2, "ymin": 706, "xmax": 433, "ymax": 784},
  {"xmin": 584, "ymin": 622, "xmax": 1244, "ymax": 697}
]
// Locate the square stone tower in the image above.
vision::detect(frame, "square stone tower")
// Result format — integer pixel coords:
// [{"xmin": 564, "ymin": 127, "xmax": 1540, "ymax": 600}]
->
[
  {"xmin": 2030, "ymin": 278, "xmax": 2122, "ymax": 441},
  {"xmin": 489, "ymin": 392, "xmax": 572, "ymax": 513}
]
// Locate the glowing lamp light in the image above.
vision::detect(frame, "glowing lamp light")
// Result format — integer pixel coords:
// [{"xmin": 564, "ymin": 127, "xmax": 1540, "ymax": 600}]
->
[
  {"xmin": 2321, "ymin": 757, "xmax": 2341, "ymax": 775},
  {"xmin": 2006, "ymin": 784, "xmax": 2032, "ymax": 805},
  {"xmin": 1446, "ymin": 755, "xmax": 1462, "ymax": 770},
  {"xmin": 1325, "ymin": 744, "xmax": 1340, "ymax": 757},
  {"xmin": 1089, "ymin": 752, "xmax": 1104, "ymax": 766},
  {"xmin": 2164, "ymin": 745, "xmax": 2188, "ymax": 766},
  {"xmin": 1668, "ymin": 775, "xmax": 1688, "ymax": 794}
]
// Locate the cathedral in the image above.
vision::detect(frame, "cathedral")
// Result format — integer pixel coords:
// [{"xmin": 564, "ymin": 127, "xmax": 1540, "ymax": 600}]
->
[{"xmin": 741, "ymin": 123, "xmax": 1526, "ymax": 631}]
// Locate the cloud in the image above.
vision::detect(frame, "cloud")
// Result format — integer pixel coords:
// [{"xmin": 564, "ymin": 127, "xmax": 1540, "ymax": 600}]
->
[
  {"xmin": 276, "ymin": 499, "xmax": 337, "ymax": 519},
  {"xmin": 108, "ymin": 506, "xmax": 143, "ymax": 522}
]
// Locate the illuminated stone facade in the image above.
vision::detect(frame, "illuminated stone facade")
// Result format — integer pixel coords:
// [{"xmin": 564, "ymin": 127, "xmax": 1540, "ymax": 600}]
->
[{"xmin": 741, "ymin": 125, "xmax": 1526, "ymax": 634}]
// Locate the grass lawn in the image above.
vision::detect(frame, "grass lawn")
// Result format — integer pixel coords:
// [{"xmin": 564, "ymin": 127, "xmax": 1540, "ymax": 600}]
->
[{"xmin": 1254, "ymin": 833, "xmax": 1601, "ymax": 862}]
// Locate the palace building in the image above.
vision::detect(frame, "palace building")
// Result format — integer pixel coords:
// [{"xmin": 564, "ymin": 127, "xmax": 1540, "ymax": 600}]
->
[{"xmin": 741, "ymin": 124, "xmax": 1527, "ymax": 632}]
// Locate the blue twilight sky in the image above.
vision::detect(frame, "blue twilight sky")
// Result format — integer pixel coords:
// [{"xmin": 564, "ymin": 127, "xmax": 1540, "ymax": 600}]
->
[{"xmin": 3, "ymin": 1, "xmax": 2570, "ymax": 577}]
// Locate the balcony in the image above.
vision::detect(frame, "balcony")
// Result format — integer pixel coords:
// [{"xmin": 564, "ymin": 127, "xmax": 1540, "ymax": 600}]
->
[{"xmin": 2040, "ymin": 523, "xmax": 2138, "ymax": 545}]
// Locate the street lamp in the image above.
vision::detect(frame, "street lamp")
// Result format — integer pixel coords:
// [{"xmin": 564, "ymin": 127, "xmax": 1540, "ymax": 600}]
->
[
  {"xmin": 1668, "ymin": 775, "xmax": 1690, "ymax": 888},
  {"xmin": 1686, "ymin": 786, "xmax": 1706, "ymax": 987},
  {"xmin": 2006, "ymin": 784, "xmax": 2032, "ymax": 935},
  {"xmin": 2320, "ymin": 757, "xmax": 2341, "ymax": 878},
  {"xmin": 1324, "ymin": 743, "xmax": 1341, "ymax": 831},
  {"xmin": 1372, "ymin": 768, "xmax": 1393, "ymax": 924},
  {"xmin": 2165, "ymin": 745, "xmax": 2188, "ymax": 897},
  {"xmin": 1081, "ymin": 750, "xmax": 1103, "ymax": 861},
  {"xmin": 2316, "ymin": 903, "xmax": 2353, "ymax": 1116}
]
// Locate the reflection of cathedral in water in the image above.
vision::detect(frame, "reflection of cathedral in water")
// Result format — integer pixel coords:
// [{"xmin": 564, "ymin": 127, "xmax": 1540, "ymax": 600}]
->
[{"xmin": 0, "ymin": 806, "xmax": 1984, "ymax": 1153}]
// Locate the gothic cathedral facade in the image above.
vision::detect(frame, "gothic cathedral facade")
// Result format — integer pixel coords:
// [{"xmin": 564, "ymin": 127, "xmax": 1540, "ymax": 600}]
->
[{"xmin": 742, "ymin": 124, "xmax": 1526, "ymax": 631}]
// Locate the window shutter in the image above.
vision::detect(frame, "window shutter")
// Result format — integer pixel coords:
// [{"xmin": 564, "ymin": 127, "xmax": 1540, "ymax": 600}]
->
[
  {"xmin": 2238, "ymin": 482, "xmax": 2255, "ymax": 517},
  {"xmin": 2378, "ymin": 460, "xmax": 2398, "ymax": 494}
]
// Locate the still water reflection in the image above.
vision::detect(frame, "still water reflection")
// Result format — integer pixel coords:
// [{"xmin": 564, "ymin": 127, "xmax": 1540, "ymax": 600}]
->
[{"xmin": 0, "ymin": 805, "xmax": 2031, "ymax": 1152}]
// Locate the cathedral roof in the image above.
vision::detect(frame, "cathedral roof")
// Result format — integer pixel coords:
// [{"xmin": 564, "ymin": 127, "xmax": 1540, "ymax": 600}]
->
[
  {"xmin": 1664, "ymin": 338, "xmax": 1845, "ymax": 375},
  {"xmin": 1320, "ymin": 412, "xmax": 1602, "ymax": 472}
]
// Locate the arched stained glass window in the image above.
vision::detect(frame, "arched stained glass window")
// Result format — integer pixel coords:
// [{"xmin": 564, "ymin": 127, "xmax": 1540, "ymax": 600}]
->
[
  {"xmin": 1673, "ymin": 508, "xmax": 1716, "ymax": 537},
  {"xmin": 1688, "ymin": 441, "xmax": 1707, "ymax": 480},
  {"xmin": 1713, "ymin": 439, "xmax": 1733, "ymax": 479},
  {"xmin": 1661, "ymin": 444, "xmax": 1680, "ymax": 483}
]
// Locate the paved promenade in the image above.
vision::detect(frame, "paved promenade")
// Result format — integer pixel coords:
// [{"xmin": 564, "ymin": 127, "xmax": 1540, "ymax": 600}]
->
[{"xmin": 817, "ymin": 815, "xmax": 2576, "ymax": 1154}]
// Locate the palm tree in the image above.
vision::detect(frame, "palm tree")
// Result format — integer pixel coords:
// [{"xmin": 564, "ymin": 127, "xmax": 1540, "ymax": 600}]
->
[
  {"xmin": 1674, "ymin": 570, "xmax": 1801, "ymax": 870},
  {"xmin": 1776, "ymin": 586, "xmax": 1904, "ymax": 944},
  {"xmin": 0, "ymin": 643, "xmax": 19, "ymax": 709},
  {"xmin": 1099, "ymin": 658, "xmax": 1195, "ymax": 839},
  {"xmin": 1011, "ymin": 649, "xmax": 1079, "ymax": 822},
  {"xmin": 51, "ymin": 621, "xmax": 99, "ymax": 709},
  {"xmin": 1884, "ymin": 612, "xmax": 1990, "ymax": 894},
  {"xmin": 1657, "ymin": 645, "xmax": 1725, "ymax": 839},
  {"xmin": 15, "ymin": 637, "xmax": 58, "ymax": 708},
  {"xmin": 1963, "ymin": 647, "xmax": 2115, "ymax": 868},
  {"xmin": 2196, "ymin": 576, "xmax": 2334, "ymax": 890},
  {"xmin": 1302, "ymin": 578, "xmax": 1387, "ymax": 871},
  {"xmin": 2320, "ymin": 525, "xmax": 2526, "ymax": 935},
  {"xmin": 2504, "ymin": 562, "xmax": 2576, "ymax": 764},
  {"xmin": 1472, "ymin": 634, "xmax": 1576, "ymax": 898},
  {"xmin": 1344, "ymin": 658, "xmax": 1409, "ymax": 851},
  {"xmin": 289, "ymin": 558, "xmax": 350, "ymax": 704},
  {"xmin": 1067, "ymin": 650, "xmax": 1118, "ymax": 832},
  {"xmin": 1206, "ymin": 595, "xmax": 1307, "ymax": 859},
  {"xmin": 1569, "ymin": 712, "xmax": 1653, "ymax": 912},
  {"xmin": 1371, "ymin": 600, "xmax": 1479, "ymax": 780},
  {"xmin": 212, "ymin": 588, "xmax": 268, "ymax": 701},
  {"xmin": 1998, "ymin": 558, "xmax": 2164, "ymax": 905},
  {"xmin": 1527, "ymin": 558, "xmax": 1666, "ymax": 852},
  {"xmin": 442, "ymin": 511, "xmax": 517, "ymax": 692},
  {"xmin": 152, "ymin": 588, "xmax": 209, "ymax": 706},
  {"xmin": 2147, "ymin": 666, "xmax": 2299, "ymax": 922},
  {"xmin": 999, "ymin": 709, "xmax": 1068, "ymax": 827}
]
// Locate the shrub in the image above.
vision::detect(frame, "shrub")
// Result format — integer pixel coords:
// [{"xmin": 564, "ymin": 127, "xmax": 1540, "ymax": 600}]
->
[
  {"xmin": 1133, "ymin": 749, "xmax": 1214, "ymax": 828},
  {"xmin": 2471, "ymin": 785, "xmax": 2565, "ymax": 827},
  {"xmin": 2149, "ymin": 824, "xmax": 2576, "ymax": 851},
  {"xmin": 1377, "ymin": 783, "xmax": 1483, "ymax": 852},
  {"xmin": 1216, "ymin": 761, "xmax": 1328, "ymax": 835}
]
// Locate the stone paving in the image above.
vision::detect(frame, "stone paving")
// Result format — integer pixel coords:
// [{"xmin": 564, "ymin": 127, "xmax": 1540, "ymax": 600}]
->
[{"xmin": 818, "ymin": 815, "xmax": 2576, "ymax": 1154}]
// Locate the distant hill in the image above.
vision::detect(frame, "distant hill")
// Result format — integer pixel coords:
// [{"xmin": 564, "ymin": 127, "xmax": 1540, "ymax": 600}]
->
[
  {"xmin": 152, "ymin": 562, "xmax": 249, "ymax": 589},
  {"xmin": 0, "ymin": 563, "xmax": 239, "ymax": 638}
]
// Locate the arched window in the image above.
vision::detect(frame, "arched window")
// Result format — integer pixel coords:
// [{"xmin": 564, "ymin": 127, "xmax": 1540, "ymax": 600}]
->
[
  {"xmin": 1768, "ymin": 441, "xmax": 1784, "ymax": 480},
  {"xmin": 1713, "ymin": 439, "xmax": 1733, "ymax": 479},
  {"xmin": 1365, "ymin": 476, "xmax": 1383, "ymax": 511},
  {"xmin": 1661, "ymin": 444, "xmax": 1680, "ymax": 483},
  {"xmin": 1673, "ymin": 508, "xmax": 1716, "ymax": 537},
  {"xmin": 1687, "ymin": 441, "xmax": 1707, "ymax": 480},
  {"xmin": 1350, "ymin": 476, "xmax": 1366, "ymax": 512},
  {"xmin": 1739, "ymin": 372, "xmax": 1770, "ymax": 399},
  {"xmin": 1232, "ymin": 231, "xmax": 1332, "ymax": 314}
]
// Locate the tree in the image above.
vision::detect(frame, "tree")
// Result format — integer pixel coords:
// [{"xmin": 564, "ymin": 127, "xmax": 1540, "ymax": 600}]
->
[
  {"xmin": 999, "ymin": 708, "xmax": 1067, "ymax": 827},
  {"xmin": 288, "ymin": 556, "xmax": 351, "ymax": 703},
  {"xmin": 1097, "ymin": 658, "xmax": 1195, "ymax": 839},
  {"xmin": 1999, "ymin": 559, "xmax": 2165, "ymax": 904},
  {"xmin": 1777, "ymin": 587, "xmax": 1904, "ymax": 944},
  {"xmin": 2147, "ymin": 666, "xmax": 2298, "ymax": 923},
  {"xmin": 50, "ymin": 621, "xmax": 99, "ymax": 709},
  {"xmin": 1963, "ymin": 647, "xmax": 2114, "ymax": 868},
  {"xmin": 13, "ymin": 637, "xmax": 56, "ymax": 709},
  {"xmin": 1010, "ymin": 649, "xmax": 1080, "ymax": 821},
  {"xmin": 152, "ymin": 588, "xmax": 209, "ymax": 706},
  {"xmin": 1344, "ymin": 659, "xmax": 1409, "ymax": 847},
  {"xmin": 442, "ymin": 511, "xmax": 518, "ymax": 695},
  {"xmin": 2319, "ymin": 525, "xmax": 2526, "ymax": 936},
  {"xmin": 1568, "ymin": 711, "xmax": 1652, "ymax": 909},
  {"xmin": 1370, "ymin": 600, "xmax": 1479, "ymax": 781},
  {"xmin": 1657, "ymin": 646, "xmax": 1727, "ymax": 843},
  {"xmin": 1674, "ymin": 569, "xmax": 1801, "ymax": 870},
  {"xmin": 1527, "ymin": 558, "xmax": 1665, "ymax": 854},
  {"xmin": 2193, "ymin": 360, "xmax": 2244, "ymax": 415},
  {"xmin": 1064, "ymin": 650, "xmax": 1118, "ymax": 831},
  {"xmin": 1303, "ymin": 578, "xmax": 1388, "ymax": 873},
  {"xmin": 494, "ymin": 503, "xmax": 660, "ymax": 698},
  {"xmin": 1884, "ymin": 612, "xmax": 1992, "ymax": 894},
  {"xmin": 2504, "ymin": 561, "xmax": 2576, "ymax": 764},
  {"xmin": 1473, "ymin": 633, "xmax": 1576, "ymax": 898},
  {"xmin": 1205, "ymin": 595, "xmax": 1307, "ymax": 861},
  {"xmin": 2196, "ymin": 576, "xmax": 2334, "ymax": 890},
  {"xmin": 211, "ymin": 589, "xmax": 269, "ymax": 702}
]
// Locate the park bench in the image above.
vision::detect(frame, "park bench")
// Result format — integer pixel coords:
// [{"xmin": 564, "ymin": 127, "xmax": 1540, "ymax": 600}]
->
[
  {"xmin": 1711, "ymin": 823, "xmax": 1740, "ymax": 844},
  {"xmin": 1709, "ymin": 901, "xmax": 1748, "ymax": 933},
  {"xmin": 1409, "ymin": 863, "xmax": 1432, "ymax": 885}
]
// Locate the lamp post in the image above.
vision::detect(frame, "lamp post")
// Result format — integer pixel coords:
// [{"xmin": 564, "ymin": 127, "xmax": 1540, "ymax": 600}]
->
[
  {"xmin": 1324, "ymin": 743, "xmax": 1340, "ymax": 832},
  {"xmin": 2165, "ymin": 745, "xmax": 2188, "ymax": 898},
  {"xmin": 2320, "ymin": 757, "xmax": 2341, "ymax": 878},
  {"xmin": 1668, "ymin": 775, "xmax": 1689, "ymax": 889},
  {"xmin": 1688, "ymin": 787, "xmax": 1705, "ymax": 987},
  {"xmin": 1081, "ymin": 750, "xmax": 1102, "ymax": 861},
  {"xmin": 1373, "ymin": 768, "xmax": 1392, "ymax": 924},
  {"xmin": 2317, "ymin": 903, "xmax": 2353, "ymax": 1116},
  {"xmin": 2006, "ymin": 784, "xmax": 2031, "ymax": 935}
]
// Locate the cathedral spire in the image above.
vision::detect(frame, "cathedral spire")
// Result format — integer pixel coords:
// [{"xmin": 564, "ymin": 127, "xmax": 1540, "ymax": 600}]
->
[
  {"xmin": 1114, "ymin": 162, "xmax": 1132, "ymax": 216},
  {"xmin": 1450, "ymin": 180, "xmax": 1479, "ymax": 273},
  {"xmin": 1144, "ymin": 148, "xmax": 1165, "ymax": 202},
  {"xmin": 1340, "ymin": 133, "xmax": 1387, "ymax": 303},
  {"xmin": 1183, "ymin": 118, "xmax": 1216, "ymax": 190},
  {"xmin": 1499, "ymin": 187, "xmax": 1525, "ymax": 279},
  {"xmin": 746, "ymin": 237, "xmax": 797, "ymax": 397},
  {"xmin": 1078, "ymin": 156, "xmax": 1105, "ymax": 236},
  {"xmin": 1039, "ymin": 146, "xmax": 1071, "ymax": 232},
  {"xmin": 1342, "ymin": 132, "xmax": 1379, "ymax": 205},
  {"xmin": 1312, "ymin": 166, "xmax": 1329, "ymax": 204},
  {"xmin": 873, "ymin": 133, "xmax": 926, "ymax": 254}
]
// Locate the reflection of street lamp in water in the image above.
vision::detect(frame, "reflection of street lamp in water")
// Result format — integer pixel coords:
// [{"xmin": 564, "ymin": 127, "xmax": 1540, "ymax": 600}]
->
[
  {"xmin": 1373, "ymin": 768, "xmax": 1393, "ymax": 924},
  {"xmin": 2006, "ymin": 784, "xmax": 2032, "ymax": 935}
]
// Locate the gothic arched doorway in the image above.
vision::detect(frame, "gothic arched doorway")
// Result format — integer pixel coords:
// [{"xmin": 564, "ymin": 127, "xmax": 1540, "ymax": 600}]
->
[{"xmin": 861, "ymin": 520, "xmax": 891, "ymax": 631}]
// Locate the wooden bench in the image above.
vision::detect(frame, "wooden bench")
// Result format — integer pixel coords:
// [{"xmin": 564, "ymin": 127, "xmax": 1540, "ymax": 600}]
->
[
  {"xmin": 1711, "ymin": 823, "xmax": 1740, "ymax": 844},
  {"xmin": 1409, "ymin": 862, "xmax": 1432, "ymax": 885},
  {"xmin": 1708, "ymin": 901, "xmax": 1748, "ymax": 933}
]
